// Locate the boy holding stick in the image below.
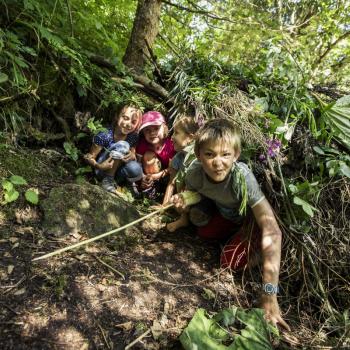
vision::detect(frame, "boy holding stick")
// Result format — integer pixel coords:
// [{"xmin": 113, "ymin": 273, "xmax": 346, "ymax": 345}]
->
[{"xmin": 171, "ymin": 118, "xmax": 290, "ymax": 331}]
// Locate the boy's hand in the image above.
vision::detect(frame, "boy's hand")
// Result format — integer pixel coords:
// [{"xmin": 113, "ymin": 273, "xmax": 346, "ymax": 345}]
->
[
  {"xmin": 140, "ymin": 174, "xmax": 153, "ymax": 189},
  {"xmin": 170, "ymin": 194, "xmax": 186, "ymax": 210},
  {"xmin": 98, "ymin": 157, "xmax": 114, "ymax": 171},
  {"xmin": 260, "ymin": 294, "xmax": 290, "ymax": 331}
]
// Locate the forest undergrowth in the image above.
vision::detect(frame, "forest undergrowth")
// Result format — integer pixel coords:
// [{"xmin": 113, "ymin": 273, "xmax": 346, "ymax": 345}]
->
[{"xmin": 1, "ymin": 1, "xmax": 350, "ymax": 348}]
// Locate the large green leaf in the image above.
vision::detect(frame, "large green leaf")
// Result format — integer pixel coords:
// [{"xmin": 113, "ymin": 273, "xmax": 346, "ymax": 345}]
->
[
  {"xmin": 179, "ymin": 307, "xmax": 276, "ymax": 350},
  {"xmin": 9, "ymin": 175, "xmax": 27, "ymax": 185},
  {"xmin": 318, "ymin": 95, "xmax": 350, "ymax": 151}
]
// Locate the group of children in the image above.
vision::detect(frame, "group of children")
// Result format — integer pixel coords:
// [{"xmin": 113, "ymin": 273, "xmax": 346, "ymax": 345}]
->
[{"xmin": 84, "ymin": 105, "xmax": 290, "ymax": 331}]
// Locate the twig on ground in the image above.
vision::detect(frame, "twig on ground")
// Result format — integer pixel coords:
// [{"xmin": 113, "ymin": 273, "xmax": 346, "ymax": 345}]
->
[
  {"xmin": 125, "ymin": 329, "xmax": 151, "ymax": 350},
  {"xmin": 91, "ymin": 254, "xmax": 125, "ymax": 280},
  {"xmin": 97, "ymin": 323, "xmax": 111, "ymax": 350}
]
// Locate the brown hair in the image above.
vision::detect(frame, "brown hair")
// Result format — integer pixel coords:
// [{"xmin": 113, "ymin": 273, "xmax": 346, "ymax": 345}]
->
[
  {"xmin": 173, "ymin": 116, "xmax": 198, "ymax": 136},
  {"xmin": 113, "ymin": 105, "xmax": 143, "ymax": 130},
  {"xmin": 194, "ymin": 118, "xmax": 241, "ymax": 156}
]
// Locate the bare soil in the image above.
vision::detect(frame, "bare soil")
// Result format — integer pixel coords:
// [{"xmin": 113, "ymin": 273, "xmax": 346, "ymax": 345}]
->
[{"xmin": 0, "ymin": 148, "xmax": 320, "ymax": 349}]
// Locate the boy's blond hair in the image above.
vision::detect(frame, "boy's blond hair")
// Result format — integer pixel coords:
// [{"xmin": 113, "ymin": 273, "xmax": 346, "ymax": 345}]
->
[
  {"xmin": 173, "ymin": 116, "xmax": 198, "ymax": 136},
  {"xmin": 194, "ymin": 118, "xmax": 241, "ymax": 155}
]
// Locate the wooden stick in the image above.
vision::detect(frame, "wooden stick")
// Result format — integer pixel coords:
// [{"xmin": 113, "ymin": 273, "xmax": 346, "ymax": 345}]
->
[
  {"xmin": 125, "ymin": 329, "xmax": 151, "ymax": 350},
  {"xmin": 32, "ymin": 204, "xmax": 173, "ymax": 262}
]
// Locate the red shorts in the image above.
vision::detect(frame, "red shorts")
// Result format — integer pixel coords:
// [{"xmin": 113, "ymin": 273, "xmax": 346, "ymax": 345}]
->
[{"xmin": 197, "ymin": 212, "xmax": 260, "ymax": 270}]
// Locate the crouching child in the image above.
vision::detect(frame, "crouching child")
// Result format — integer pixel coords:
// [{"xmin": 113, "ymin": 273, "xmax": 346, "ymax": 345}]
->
[{"xmin": 171, "ymin": 118, "xmax": 290, "ymax": 331}]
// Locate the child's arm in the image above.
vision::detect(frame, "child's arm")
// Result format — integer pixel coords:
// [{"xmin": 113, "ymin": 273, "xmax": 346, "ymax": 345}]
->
[
  {"xmin": 84, "ymin": 144, "xmax": 114, "ymax": 171},
  {"xmin": 162, "ymin": 167, "xmax": 177, "ymax": 205},
  {"xmin": 252, "ymin": 198, "xmax": 290, "ymax": 331}
]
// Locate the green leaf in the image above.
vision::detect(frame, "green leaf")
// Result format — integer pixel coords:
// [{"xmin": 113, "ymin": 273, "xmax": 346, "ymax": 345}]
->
[
  {"xmin": 318, "ymin": 95, "xmax": 350, "ymax": 151},
  {"xmin": 4, "ymin": 189, "xmax": 19, "ymax": 203},
  {"xmin": 313, "ymin": 146, "xmax": 325, "ymax": 155},
  {"xmin": 2, "ymin": 180, "xmax": 14, "ymax": 192},
  {"xmin": 339, "ymin": 163, "xmax": 350, "ymax": 178},
  {"xmin": 75, "ymin": 166, "xmax": 92, "ymax": 176},
  {"xmin": 9, "ymin": 175, "xmax": 27, "ymax": 185},
  {"xmin": 0, "ymin": 73, "xmax": 8, "ymax": 83},
  {"xmin": 293, "ymin": 196, "xmax": 317, "ymax": 217},
  {"xmin": 180, "ymin": 307, "xmax": 275, "ymax": 350},
  {"xmin": 25, "ymin": 189, "xmax": 39, "ymax": 205}
]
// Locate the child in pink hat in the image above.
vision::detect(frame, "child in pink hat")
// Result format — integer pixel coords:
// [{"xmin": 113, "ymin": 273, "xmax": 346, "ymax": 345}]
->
[{"xmin": 136, "ymin": 111, "xmax": 176, "ymax": 198}]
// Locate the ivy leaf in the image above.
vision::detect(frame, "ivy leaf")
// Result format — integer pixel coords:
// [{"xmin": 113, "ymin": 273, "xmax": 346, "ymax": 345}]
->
[
  {"xmin": 293, "ymin": 196, "xmax": 317, "ymax": 217},
  {"xmin": 2, "ymin": 180, "xmax": 14, "ymax": 192},
  {"xmin": 9, "ymin": 175, "xmax": 27, "ymax": 185},
  {"xmin": 339, "ymin": 163, "xmax": 350, "ymax": 179},
  {"xmin": 4, "ymin": 189, "xmax": 19, "ymax": 203},
  {"xmin": 0, "ymin": 73, "xmax": 8, "ymax": 83},
  {"xmin": 25, "ymin": 189, "xmax": 39, "ymax": 205},
  {"xmin": 313, "ymin": 146, "xmax": 325, "ymax": 155}
]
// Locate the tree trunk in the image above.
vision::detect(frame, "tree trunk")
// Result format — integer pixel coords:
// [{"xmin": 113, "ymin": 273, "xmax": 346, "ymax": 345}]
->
[{"xmin": 123, "ymin": 0, "xmax": 162, "ymax": 74}]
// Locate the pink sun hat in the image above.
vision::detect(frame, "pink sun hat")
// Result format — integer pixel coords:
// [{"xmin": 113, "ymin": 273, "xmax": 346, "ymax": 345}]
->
[{"xmin": 139, "ymin": 111, "xmax": 165, "ymax": 132}]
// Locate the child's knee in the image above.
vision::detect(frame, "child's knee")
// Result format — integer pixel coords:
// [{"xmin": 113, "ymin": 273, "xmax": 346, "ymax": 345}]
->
[{"xmin": 122, "ymin": 160, "xmax": 143, "ymax": 182}]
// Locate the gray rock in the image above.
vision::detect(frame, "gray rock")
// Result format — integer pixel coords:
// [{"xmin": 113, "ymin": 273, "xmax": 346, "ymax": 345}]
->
[{"xmin": 41, "ymin": 183, "xmax": 140, "ymax": 236}]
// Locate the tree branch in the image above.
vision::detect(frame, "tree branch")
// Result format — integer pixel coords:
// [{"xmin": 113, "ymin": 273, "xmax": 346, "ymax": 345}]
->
[
  {"xmin": 314, "ymin": 30, "xmax": 350, "ymax": 67},
  {"xmin": 161, "ymin": 0, "xmax": 236, "ymax": 24},
  {"xmin": 88, "ymin": 54, "xmax": 170, "ymax": 101}
]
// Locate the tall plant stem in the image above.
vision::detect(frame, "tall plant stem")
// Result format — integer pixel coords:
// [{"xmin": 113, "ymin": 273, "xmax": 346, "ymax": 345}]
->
[{"xmin": 276, "ymin": 159, "xmax": 339, "ymax": 320}]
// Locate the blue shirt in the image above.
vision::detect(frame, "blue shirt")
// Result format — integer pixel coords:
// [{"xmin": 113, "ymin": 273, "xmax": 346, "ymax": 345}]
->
[{"xmin": 93, "ymin": 127, "xmax": 139, "ymax": 149}]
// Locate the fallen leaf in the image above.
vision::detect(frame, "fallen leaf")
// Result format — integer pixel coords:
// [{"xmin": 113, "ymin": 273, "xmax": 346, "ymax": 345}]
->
[
  {"xmin": 9, "ymin": 237, "xmax": 18, "ymax": 243},
  {"xmin": 202, "ymin": 287, "xmax": 215, "ymax": 300},
  {"xmin": 151, "ymin": 320, "xmax": 163, "ymax": 340},
  {"xmin": 70, "ymin": 232, "xmax": 82, "ymax": 240},
  {"xmin": 115, "ymin": 321, "xmax": 133, "ymax": 331},
  {"xmin": 14, "ymin": 288, "xmax": 26, "ymax": 296},
  {"xmin": 7, "ymin": 265, "xmax": 14, "ymax": 274}
]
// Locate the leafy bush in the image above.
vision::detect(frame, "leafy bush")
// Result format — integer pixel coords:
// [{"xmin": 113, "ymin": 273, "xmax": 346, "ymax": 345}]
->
[{"xmin": 1, "ymin": 175, "xmax": 38, "ymax": 205}]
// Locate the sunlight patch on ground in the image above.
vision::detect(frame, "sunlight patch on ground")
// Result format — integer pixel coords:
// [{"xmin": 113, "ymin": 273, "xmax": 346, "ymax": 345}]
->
[{"xmin": 55, "ymin": 326, "xmax": 89, "ymax": 349}]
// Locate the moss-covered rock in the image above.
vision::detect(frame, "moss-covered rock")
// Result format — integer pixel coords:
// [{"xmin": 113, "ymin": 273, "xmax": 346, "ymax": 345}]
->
[
  {"xmin": 0, "ymin": 145, "xmax": 70, "ymax": 184},
  {"xmin": 41, "ymin": 183, "xmax": 140, "ymax": 236}
]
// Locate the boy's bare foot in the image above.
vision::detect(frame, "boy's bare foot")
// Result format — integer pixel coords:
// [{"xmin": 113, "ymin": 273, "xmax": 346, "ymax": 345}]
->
[{"xmin": 167, "ymin": 214, "xmax": 189, "ymax": 232}]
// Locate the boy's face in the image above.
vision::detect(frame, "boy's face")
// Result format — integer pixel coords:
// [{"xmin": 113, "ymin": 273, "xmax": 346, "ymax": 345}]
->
[
  {"xmin": 196, "ymin": 140, "xmax": 239, "ymax": 183},
  {"xmin": 171, "ymin": 125, "xmax": 193, "ymax": 152},
  {"xmin": 117, "ymin": 107, "xmax": 139, "ymax": 135}
]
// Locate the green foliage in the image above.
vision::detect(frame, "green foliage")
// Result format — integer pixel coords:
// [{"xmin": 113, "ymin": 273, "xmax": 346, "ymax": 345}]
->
[
  {"xmin": 9, "ymin": 175, "xmax": 27, "ymax": 185},
  {"xmin": 180, "ymin": 307, "xmax": 278, "ymax": 350},
  {"xmin": 25, "ymin": 189, "xmax": 39, "ymax": 205},
  {"xmin": 2, "ymin": 179, "xmax": 20, "ymax": 204},
  {"xmin": 87, "ymin": 117, "xmax": 107, "ymax": 136},
  {"xmin": 63, "ymin": 141, "xmax": 79, "ymax": 162},
  {"xmin": 313, "ymin": 146, "xmax": 350, "ymax": 179},
  {"xmin": 0, "ymin": 0, "xmax": 141, "ymax": 138},
  {"xmin": 288, "ymin": 180, "xmax": 320, "ymax": 218},
  {"xmin": 160, "ymin": 1, "xmax": 350, "ymax": 86},
  {"xmin": 1, "ymin": 175, "xmax": 38, "ymax": 205},
  {"xmin": 315, "ymin": 95, "xmax": 350, "ymax": 151}
]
